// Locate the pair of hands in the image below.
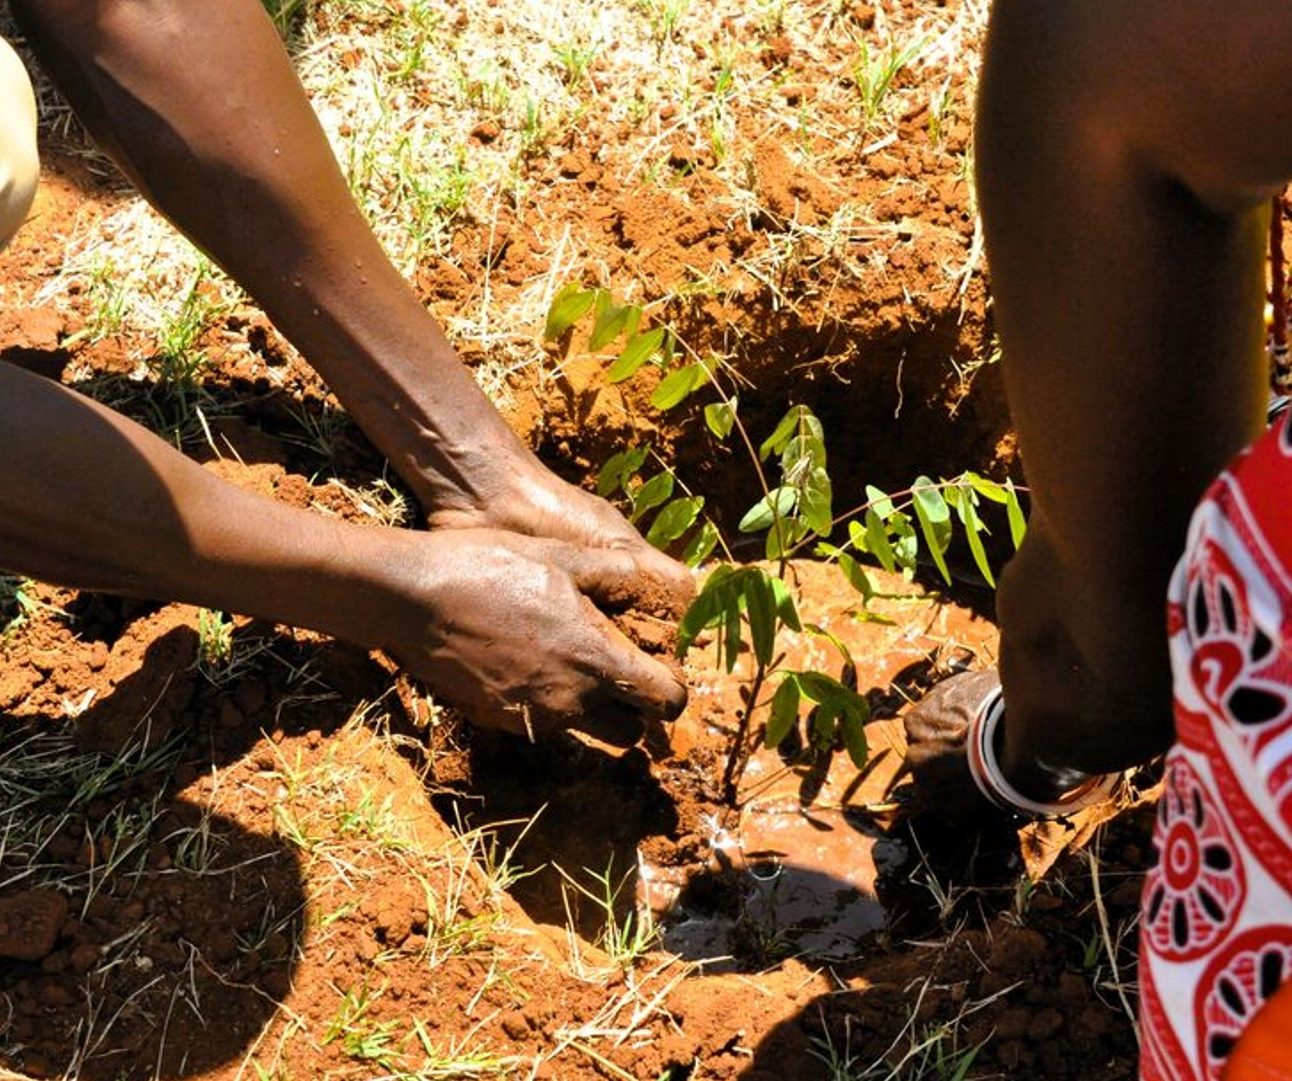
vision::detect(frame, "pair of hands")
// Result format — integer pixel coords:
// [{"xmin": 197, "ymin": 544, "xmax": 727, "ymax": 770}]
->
[{"xmin": 381, "ymin": 460, "xmax": 692, "ymax": 747}]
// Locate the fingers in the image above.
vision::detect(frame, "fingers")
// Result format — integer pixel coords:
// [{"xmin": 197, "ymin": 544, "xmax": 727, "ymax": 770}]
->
[
  {"xmin": 590, "ymin": 611, "xmax": 688, "ymax": 722},
  {"xmin": 517, "ymin": 535, "xmax": 695, "ymax": 618},
  {"xmin": 623, "ymin": 542, "xmax": 697, "ymax": 619}
]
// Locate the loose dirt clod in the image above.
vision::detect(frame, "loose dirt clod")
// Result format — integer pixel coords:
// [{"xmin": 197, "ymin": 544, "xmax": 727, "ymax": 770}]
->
[{"xmin": 0, "ymin": 889, "xmax": 67, "ymax": 961}]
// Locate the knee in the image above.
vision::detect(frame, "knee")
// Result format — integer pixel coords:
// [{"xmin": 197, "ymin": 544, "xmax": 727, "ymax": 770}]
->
[{"xmin": 0, "ymin": 39, "xmax": 38, "ymax": 251}]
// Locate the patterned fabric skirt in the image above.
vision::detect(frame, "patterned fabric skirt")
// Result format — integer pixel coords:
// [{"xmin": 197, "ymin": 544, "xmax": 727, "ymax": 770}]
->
[{"xmin": 1139, "ymin": 413, "xmax": 1292, "ymax": 1080}]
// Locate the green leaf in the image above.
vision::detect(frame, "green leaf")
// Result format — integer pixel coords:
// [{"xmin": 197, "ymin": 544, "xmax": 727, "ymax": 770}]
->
[
  {"xmin": 764, "ymin": 676, "xmax": 802, "ymax": 749},
  {"xmin": 891, "ymin": 513, "xmax": 918, "ymax": 574},
  {"xmin": 651, "ymin": 362, "xmax": 708, "ymax": 411},
  {"xmin": 645, "ymin": 496, "xmax": 704, "ymax": 548},
  {"xmin": 704, "ymin": 398, "xmax": 737, "ymax": 439},
  {"xmin": 608, "ymin": 327, "xmax": 666, "ymax": 383},
  {"xmin": 966, "ymin": 471, "xmax": 1009, "ymax": 504},
  {"xmin": 863, "ymin": 508, "xmax": 897, "ymax": 573},
  {"xmin": 1006, "ymin": 480, "xmax": 1027, "ymax": 550},
  {"xmin": 623, "ymin": 305, "xmax": 642, "ymax": 341},
  {"xmin": 765, "ymin": 517, "xmax": 807, "ymax": 561},
  {"xmin": 544, "ymin": 284, "xmax": 595, "ymax": 340},
  {"xmin": 794, "ymin": 670, "xmax": 870, "ymax": 729},
  {"xmin": 959, "ymin": 494, "xmax": 995, "ymax": 587},
  {"xmin": 770, "ymin": 576, "xmax": 802, "ymax": 632},
  {"xmin": 629, "ymin": 472, "xmax": 674, "ymax": 523},
  {"xmin": 912, "ymin": 476, "xmax": 952, "ymax": 585},
  {"xmin": 853, "ymin": 609, "xmax": 896, "ymax": 626},
  {"xmin": 865, "ymin": 484, "xmax": 895, "ymax": 519},
  {"xmin": 596, "ymin": 445, "xmax": 649, "ymax": 498},
  {"xmin": 794, "ymin": 670, "xmax": 844, "ymax": 704},
  {"xmin": 804, "ymin": 622, "xmax": 855, "ymax": 669},
  {"xmin": 780, "ymin": 426, "xmax": 826, "ymax": 478},
  {"xmin": 681, "ymin": 521, "xmax": 720, "ymax": 567},
  {"xmin": 799, "ymin": 466, "xmax": 833, "ymax": 536},
  {"xmin": 759, "ymin": 405, "xmax": 809, "ymax": 461},
  {"xmin": 743, "ymin": 570, "xmax": 777, "ymax": 668},
  {"xmin": 839, "ymin": 710, "xmax": 869, "ymax": 768},
  {"xmin": 810, "ymin": 703, "xmax": 838, "ymax": 752},
  {"xmin": 722, "ymin": 598, "xmax": 743, "ymax": 672},
  {"xmin": 739, "ymin": 486, "xmax": 796, "ymax": 534},
  {"xmin": 836, "ymin": 552, "xmax": 875, "ymax": 601},
  {"xmin": 676, "ymin": 568, "xmax": 732, "ymax": 656},
  {"xmin": 589, "ymin": 295, "xmax": 631, "ymax": 351}
]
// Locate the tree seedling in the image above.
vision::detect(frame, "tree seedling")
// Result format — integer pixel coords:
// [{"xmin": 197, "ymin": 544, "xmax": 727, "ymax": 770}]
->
[{"xmin": 545, "ymin": 284, "xmax": 1026, "ymax": 805}]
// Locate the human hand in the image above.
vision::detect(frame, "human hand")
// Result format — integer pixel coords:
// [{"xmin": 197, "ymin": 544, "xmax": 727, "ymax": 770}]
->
[
  {"xmin": 902, "ymin": 669, "xmax": 1003, "ymax": 818},
  {"xmin": 378, "ymin": 528, "xmax": 687, "ymax": 745},
  {"xmin": 426, "ymin": 457, "xmax": 695, "ymax": 619}
]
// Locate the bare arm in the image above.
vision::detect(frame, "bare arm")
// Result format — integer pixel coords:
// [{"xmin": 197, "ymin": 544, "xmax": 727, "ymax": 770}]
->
[
  {"xmin": 7, "ymin": 0, "xmax": 688, "ymax": 599},
  {"xmin": 0, "ymin": 363, "xmax": 684, "ymax": 743},
  {"xmin": 908, "ymin": 0, "xmax": 1292, "ymax": 810}
]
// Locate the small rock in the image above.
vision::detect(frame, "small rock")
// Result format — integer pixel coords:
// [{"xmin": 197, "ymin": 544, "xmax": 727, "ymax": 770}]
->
[{"xmin": 501, "ymin": 1009, "xmax": 530, "ymax": 1041}]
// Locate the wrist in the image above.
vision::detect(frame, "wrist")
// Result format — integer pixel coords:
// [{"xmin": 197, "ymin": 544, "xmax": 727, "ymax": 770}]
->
[{"xmin": 178, "ymin": 482, "xmax": 427, "ymax": 651}]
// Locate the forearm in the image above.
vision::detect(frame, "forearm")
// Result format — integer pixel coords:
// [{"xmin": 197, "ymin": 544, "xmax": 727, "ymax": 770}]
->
[
  {"xmin": 977, "ymin": 0, "xmax": 1275, "ymax": 792},
  {"xmin": 0, "ymin": 363, "xmax": 410, "ymax": 647},
  {"xmin": 8, "ymin": 0, "xmax": 531, "ymax": 512}
]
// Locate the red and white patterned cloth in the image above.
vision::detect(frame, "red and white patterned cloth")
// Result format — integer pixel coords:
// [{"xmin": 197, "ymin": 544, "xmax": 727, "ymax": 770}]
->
[{"xmin": 1140, "ymin": 414, "xmax": 1292, "ymax": 1080}]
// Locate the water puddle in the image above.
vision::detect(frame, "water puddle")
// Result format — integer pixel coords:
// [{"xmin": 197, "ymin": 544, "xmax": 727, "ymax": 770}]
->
[{"xmin": 640, "ymin": 718, "xmax": 932, "ymax": 970}]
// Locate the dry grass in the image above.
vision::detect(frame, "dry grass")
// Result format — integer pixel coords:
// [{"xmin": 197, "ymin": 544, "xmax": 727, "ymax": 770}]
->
[{"xmin": 2, "ymin": 0, "xmax": 988, "ymax": 406}]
